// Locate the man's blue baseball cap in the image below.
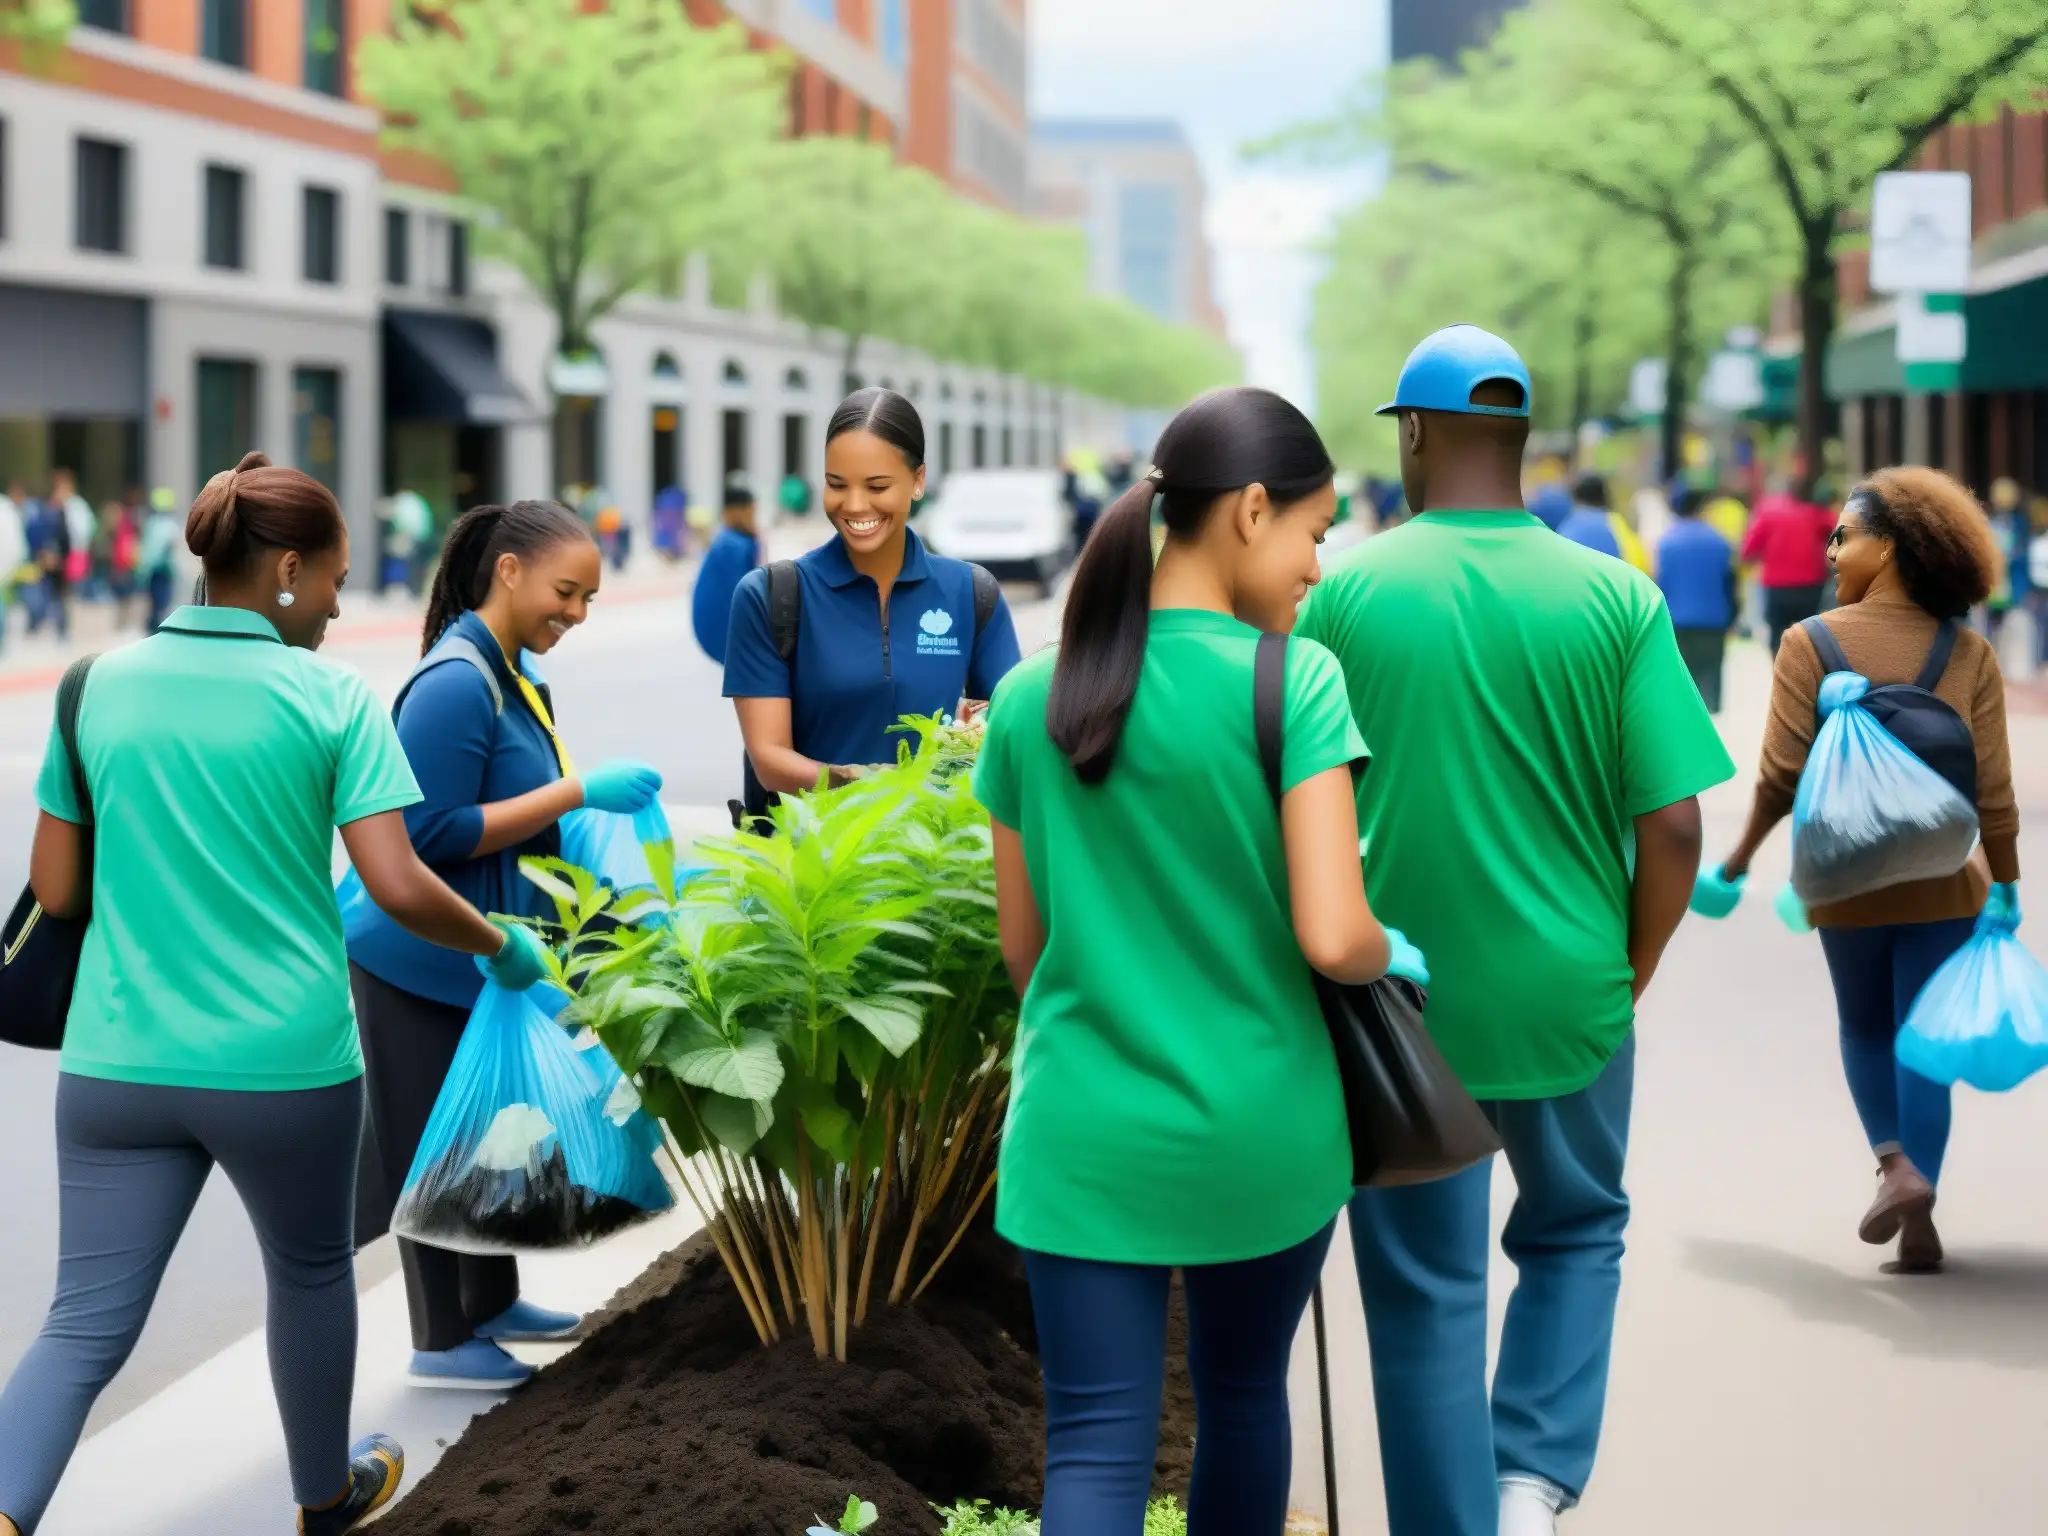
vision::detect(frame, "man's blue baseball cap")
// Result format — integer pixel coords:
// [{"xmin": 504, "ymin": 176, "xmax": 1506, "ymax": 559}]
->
[{"xmin": 1376, "ymin": 324, "xmax": 1531, "ymax": 418}]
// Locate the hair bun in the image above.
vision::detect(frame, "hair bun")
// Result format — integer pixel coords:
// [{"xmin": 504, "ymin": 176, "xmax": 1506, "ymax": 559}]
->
[{"xmin": 234, "ymin": 450, "xmax": 272, "ymax": 474}]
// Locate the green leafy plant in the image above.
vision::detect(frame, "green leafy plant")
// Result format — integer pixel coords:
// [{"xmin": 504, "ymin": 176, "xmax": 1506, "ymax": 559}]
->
[
  {"xmin": 535, "ymin": 718, "xmax": 1016, "ymax": 1360},
  {"xmin": 932, "ymin": 1498, "xmax": 1189, "ymax": 1535},
  {"xmin": 808, "ymin": 1494, "xmax": 880, "ymax": 1536}
]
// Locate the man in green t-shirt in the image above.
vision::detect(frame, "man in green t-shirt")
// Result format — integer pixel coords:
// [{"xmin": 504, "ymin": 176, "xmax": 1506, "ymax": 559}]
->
[{"xmin": 1296, "ymin": 326, "xmax": 1732, "ymax": 1536}]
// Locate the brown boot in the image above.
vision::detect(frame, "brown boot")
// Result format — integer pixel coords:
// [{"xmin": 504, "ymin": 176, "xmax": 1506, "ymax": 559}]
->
[
  {"xmin": 1858, "ymin": 1154, "xmax": 1935, "ymax": 1246},
  {"xmin": 1891, "ymin": 1203, "xmax": 1945, "ymax": 1273}
]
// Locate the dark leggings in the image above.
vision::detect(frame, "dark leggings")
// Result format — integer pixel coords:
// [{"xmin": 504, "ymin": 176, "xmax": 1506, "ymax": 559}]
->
[
  {"xmin": 351, "ymin": 963, "xmax": 519, "ymax": 1352},
  {"xmin": 0, "ymin": 1074, "xmax": 363, "ymax": 1532},
  {"xmin": 1817, "ymin": 917, "xmax": 1975, "ymax": 1184},
  {"xmin": 1024, "ymin": 1221, "xmax": 1336, "ymax": 1536}
]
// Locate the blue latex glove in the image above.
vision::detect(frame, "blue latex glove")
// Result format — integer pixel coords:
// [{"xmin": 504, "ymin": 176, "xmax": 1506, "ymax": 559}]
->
[
  {"xmin": 1984, "ymin": 881, "xmax": 2021, "ymax": 930},
  {"xmin": 1383, "ymin": 927, "xmax": 1430, "ymax": 987},
  {"xmin": 1691, "ymin": 865, "xmax": 1746, "ymax": 919},
  {"xmin": 1774, "ymin": 881, "xmax": 1812, "ymax": 934},
  {"xmin": 478, "ymin": 919, "xmax": 553, "ymax": 992},
  {"xmin": 579, "ymin": 758, "xmax": 664, "ymax": 815}
]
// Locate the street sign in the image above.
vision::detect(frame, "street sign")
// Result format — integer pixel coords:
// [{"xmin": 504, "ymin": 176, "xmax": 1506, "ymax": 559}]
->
[
  {"xmin": 1870, "ymin": 172, "xmax": 1972, "ymax": 294},
  {"xmin": 1897, "ymin": 291, "xmax": 1965, "ymax": 393},
  {"xmin": 1701, "ymin": 349, "xmax": 1764, "ymax": 413},
  {"xmin": 1628, "ymin": 358, "xmax": 1667, "ymax": 419}
]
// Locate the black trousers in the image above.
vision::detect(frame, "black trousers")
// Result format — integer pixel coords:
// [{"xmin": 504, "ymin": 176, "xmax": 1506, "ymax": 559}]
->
[
  {"xmin": 350, "ymin": 962, "xmax": 520, "ymax": 1352},
  {"xmin": 1764, "ymin": 583, "xmax": 1825, "ymax": 656},
  {"xmin": 1673, "ymin": 627, "xmax": 1727, "ymax": 714}
]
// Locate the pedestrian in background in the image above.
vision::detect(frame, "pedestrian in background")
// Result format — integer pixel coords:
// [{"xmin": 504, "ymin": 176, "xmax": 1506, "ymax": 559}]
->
[
  {"xmin": 345, "ymin": 499, "xmax": 661, "ymax": 1392},
  {"xmin": 651, "ymin": 483, "xmax": 688, "ymax": 562},
  {"xmin": 1556, "ymin": 471, "xmax": 1620, "ymax": 557},
  {"xmin": 1709, "ymin": 469, "xmax": 2018, "ymax": 1274},
  {"xmin": 691, "ymin": 476, "xmax": 761, "ymax": 664},
  {"xmin": 24, "ymin": 483, "xmax": 70, "ymax": 640},
  {"xmin": 138, "ymin": 487, "xmax": 181, "ymax": 634},
  {"xmin": 1656, "ymin": 485, "xmax": 1737, "ymax": 713},
  {"xmin": 52, "ymin": 470, "xmax": 92, "ymax": 600},
  {"xmin": 976, "ymin": 386, "xmax": 1421, "ymax": 1536},
  {"xmin": 0, "ymin": 453, "xmax": 552, "ymax": 1536},
  {"xmin": 1982, "ymin": 476, "xmax": 2028, "ymax": 655},
  {"xmin": 1296, "ymin": 326, "xmax": 1731, "ymax": 1536},
  {"xmin": 0, "ymin": 481, "xmax": 25, "ymax": 654},
  {"xmin": 1743, "ymin": 474, "xmax": 1836, "ymax": 652}
]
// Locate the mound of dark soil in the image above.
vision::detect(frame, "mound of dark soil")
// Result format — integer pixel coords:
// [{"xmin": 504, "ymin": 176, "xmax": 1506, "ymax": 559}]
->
[{"xmin": 377, "ymin": 1227, "xmax": 1195, "ymax": 1536}]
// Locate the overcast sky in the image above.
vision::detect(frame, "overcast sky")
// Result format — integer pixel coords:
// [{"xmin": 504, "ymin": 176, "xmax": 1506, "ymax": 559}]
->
[{"xmin": 1029, "ymin": 0, "xmax": 1387, "ymax": 412}]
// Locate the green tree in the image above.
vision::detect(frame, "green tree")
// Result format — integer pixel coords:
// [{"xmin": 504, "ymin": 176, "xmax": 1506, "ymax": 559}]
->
[
  {"xmin": 1388, "ymin": 3, "xmax": 1788, "ymax": 477},
  {"xmin": 1610, "ymin": 0, "xmax": 2048, "ymax": 481},
  {"xmin": 357, "ymin": 0, "xmax": 787, "ymax": 360},
  {"xmin": 0, "ymin": 0, "xmax": 75, "ymax": 62}
]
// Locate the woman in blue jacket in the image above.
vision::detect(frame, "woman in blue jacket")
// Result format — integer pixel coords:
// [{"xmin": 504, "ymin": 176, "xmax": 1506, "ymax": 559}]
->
[
  {"xmin": 344, "ymin": 499, "xmax": 663, "ymax": 1390},
  {"xmin": 724, "ymin": 388, "xmax": 1021, "ymax": 808}
]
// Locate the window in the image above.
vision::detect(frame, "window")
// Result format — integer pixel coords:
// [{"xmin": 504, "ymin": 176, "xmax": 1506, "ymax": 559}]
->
[
  {"xmin": 293, "ymin": 368, "xmax": 342, "ymax": 493},
  {"xmin": 75, "ymin": 138, "xmax": 129, "ymax": 255},
  {"xmin": 302, "ymin": 185, "xmax": 341, "ymax": 284},
  {"xmin": 200, "ymin": 0, "xmax": 246, "ymax": 68},
  {"xmin": 879, "ymin": 0, "xmax": 908, "ymax": 70},
  {"xmin": 203, "ymin": 164, "xmax": 246, "ymax": 271},
  {"xmin": 383, "ymin": 206, "xmax": 409, "ymax": 286},
  {"xmin": 78, "ymin": 0, "xmax": 128, "ymax": 31},
  {"xmin": 446, "ymin": 218, "xmax": 469, "ymax": 297},
  {"xmin": 304, "ymin": 0, "xmax": 345, "ymax": 97},
  {"xmin": 197, "ymin": 358, "xmax": 258, "ymax": 482},
  {"xmin": 1118, "ymin": 183, "xmax": 1179, "ymax": 320}
]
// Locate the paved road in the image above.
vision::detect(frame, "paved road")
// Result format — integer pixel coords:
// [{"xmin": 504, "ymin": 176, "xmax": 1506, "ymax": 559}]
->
[{"xmin": 0, "ymin": 573, "xmax": 1061, "ymax": 1430}]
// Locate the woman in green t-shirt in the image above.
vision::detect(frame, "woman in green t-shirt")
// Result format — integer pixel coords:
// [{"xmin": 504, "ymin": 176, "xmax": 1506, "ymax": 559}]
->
[
  {"xmin": 0, "ymin": 456, "xmax": 551, "ymax": 1536},
  {"xmin": 974, "ymin": 388, "xmax": 1425, "ymax": 1535}
]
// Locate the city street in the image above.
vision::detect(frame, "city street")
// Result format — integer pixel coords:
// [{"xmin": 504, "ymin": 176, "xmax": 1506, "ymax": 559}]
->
[{"xmin": 3, "ymin": 578, "xmax": 2048, "ymax": 1531}]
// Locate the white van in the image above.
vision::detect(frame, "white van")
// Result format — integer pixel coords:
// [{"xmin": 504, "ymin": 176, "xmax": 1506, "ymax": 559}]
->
[{"xmin": 920, "ymin": 469, "xmax": 1074, "ymax": 595}]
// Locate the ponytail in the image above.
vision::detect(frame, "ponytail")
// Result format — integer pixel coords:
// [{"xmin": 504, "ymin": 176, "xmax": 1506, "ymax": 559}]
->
[
  {"xmin": 1046, "ymin": 387, "xmax": 1334, "ymax": 784},
  {"xmin": 420, "ymin": 498, "xmax": 592, "ymax": 654},
  {"xmin": 1047, "ymin": 480, "xmax": 1158, "ymax": 784}
]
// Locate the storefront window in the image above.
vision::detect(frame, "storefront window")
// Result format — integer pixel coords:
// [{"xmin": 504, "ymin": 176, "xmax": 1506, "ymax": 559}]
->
[
  {"xmin": 196, "ymin": 358, "xmax": 257, "ymax": 482},
  {"xmin": 293, "ymin": 367, "xmax": 342, "ymax": 493}
]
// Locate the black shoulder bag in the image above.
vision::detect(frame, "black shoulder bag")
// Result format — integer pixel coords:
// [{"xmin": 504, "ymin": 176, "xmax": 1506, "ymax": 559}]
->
[
  {"xmin": 1253, "ymin": 632, "xmax": 1500, "ymax": 1187},
  {"xmin": 731, "ymin": 559, "xmax": 1003, "ymax": 829},
  {"xmin": 0, "ymin": 655, "xmax": 99, "ymax": 1050}
]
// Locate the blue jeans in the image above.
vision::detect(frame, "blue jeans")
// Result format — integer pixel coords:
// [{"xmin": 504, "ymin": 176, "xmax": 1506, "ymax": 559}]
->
[
  {"xmin": 1023, "ymin": 1221, "xmax": 1336, "ymax": 1536},
  {"xmin": 1349, "ymin": 1033, "xmax": 1635, "ymax": 1535},
  {"xmin": 1817, "ymin": 917, "xmax": 1973, "ymax": 1183}
]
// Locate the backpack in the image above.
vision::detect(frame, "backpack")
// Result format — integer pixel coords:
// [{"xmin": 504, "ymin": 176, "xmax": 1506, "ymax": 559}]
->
[
  {"xmin": 1797, "ymin": 616, "xmax": 1976, "ymax": 803},
  {"xmin": 732, "ymin": 559, "xmax": 1002, "ymax": 827}
]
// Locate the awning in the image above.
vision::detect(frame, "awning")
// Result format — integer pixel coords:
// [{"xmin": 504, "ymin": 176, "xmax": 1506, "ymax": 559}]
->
[
  {"xmin": 1829, "ymin": 264, "xmax": 2048, "ymax": 399},
  {"xmin": 383, "ymin": 309, "xmax": 537, "ymax": 425}
]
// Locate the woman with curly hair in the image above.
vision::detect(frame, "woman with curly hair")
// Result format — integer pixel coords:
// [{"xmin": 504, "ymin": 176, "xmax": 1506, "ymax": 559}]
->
[{"xmin": 1711, "ymin": 467, "xmax": 2020, "ymax": 1273}]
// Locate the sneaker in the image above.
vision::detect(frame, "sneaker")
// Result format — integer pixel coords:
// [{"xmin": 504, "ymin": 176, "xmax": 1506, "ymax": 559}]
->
[
  {"xmin": 1499, "ymin": 1474, "xmax": 1566, "ymax": 1536},
  {"xmin": 299, "ymin": 1433, "xmax": 404, "ymax": 1535},
  {"xmin": 474, "ymin": 1297, "xmax": 583, "ymax": 1343},
  {"xmin": 407, "ymin": 1338, "xmax": 535, "ymax": 1391}
]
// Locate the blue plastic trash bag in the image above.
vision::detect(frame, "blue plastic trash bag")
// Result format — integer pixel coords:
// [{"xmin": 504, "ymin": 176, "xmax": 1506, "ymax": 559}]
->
[
  {"xmin": 391, "ymin": 980, "xmax": 674, "ymax": 1255},
  {"xmin": 557, "ymin": 802, "xmax": 675, "ymax": 902},
  {"xmin": 1774, "ymin": 881, "xmax": 1813, "ymax": 934},
  {"xmin": 1896, "ymin": 904, "xmax": 2048, "ymax": 1092},
  {"xmin": 1690, "ymin": 866, "xmax": 1745, "ymax": 919},
  {"xmin": 336, "ymin": 866, "xmax": 371, "ymax": 926},
  {"xmin": 1790, "ymin": 673, "xmax": 1978, "ymax": 907}
]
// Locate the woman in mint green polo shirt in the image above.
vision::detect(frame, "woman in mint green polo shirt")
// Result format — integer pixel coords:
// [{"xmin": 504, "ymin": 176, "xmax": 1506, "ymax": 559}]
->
[
  {"xmin": 974, "ymin": 389, "xmax": 1424, "ymax": 1535},
  {"xmin": 0, "ymin": 454, "xmax": 550, "ymax": 1536}
]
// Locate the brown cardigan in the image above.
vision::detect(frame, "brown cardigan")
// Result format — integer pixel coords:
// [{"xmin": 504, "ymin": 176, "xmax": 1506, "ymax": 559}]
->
[{"xmin": 1758, "ymin": 593, "xmax": 2019, "ymax": 929}]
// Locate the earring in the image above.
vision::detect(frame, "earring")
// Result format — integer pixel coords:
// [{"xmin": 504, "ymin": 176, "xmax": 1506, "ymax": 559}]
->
[{"xmin": 277, "ymin": 591, "xmax": 296, "ymax": 608}]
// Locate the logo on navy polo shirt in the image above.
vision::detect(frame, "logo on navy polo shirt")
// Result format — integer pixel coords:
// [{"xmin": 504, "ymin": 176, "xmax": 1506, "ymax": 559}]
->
[{"xmin": 916, "ymin": 607, "xmax": 962, "ymax": 657}]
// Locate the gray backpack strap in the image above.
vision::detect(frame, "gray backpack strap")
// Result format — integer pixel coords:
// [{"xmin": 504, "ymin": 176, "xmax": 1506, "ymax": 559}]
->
[
  {"xmin": 1914, "ymin": 620, "xmax": 1959, "ymax": 693},
  {"xmin": 766, "ymin": 560, "xmax": 802, "ymax": 664},
  {"xmin": 1254, "ymin": 632, "xmax": 1289, "ymax": 804},
  {"xmin": 1799, "ymin": 615, "xmax": 1851, "ymax": 676},
  {"xmin": 395, "ymin": 634, "xmax": 503, "ymax": 722},
  {"xmin": 968, "ymin": 562, "xmax": 1001, "ymax": 640}
]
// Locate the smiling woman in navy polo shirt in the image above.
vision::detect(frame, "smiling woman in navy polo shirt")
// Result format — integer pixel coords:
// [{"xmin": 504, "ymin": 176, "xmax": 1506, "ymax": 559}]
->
[{"xmin": 725, "ymin": 387, "xmax": 1022, "ymax": 793}]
